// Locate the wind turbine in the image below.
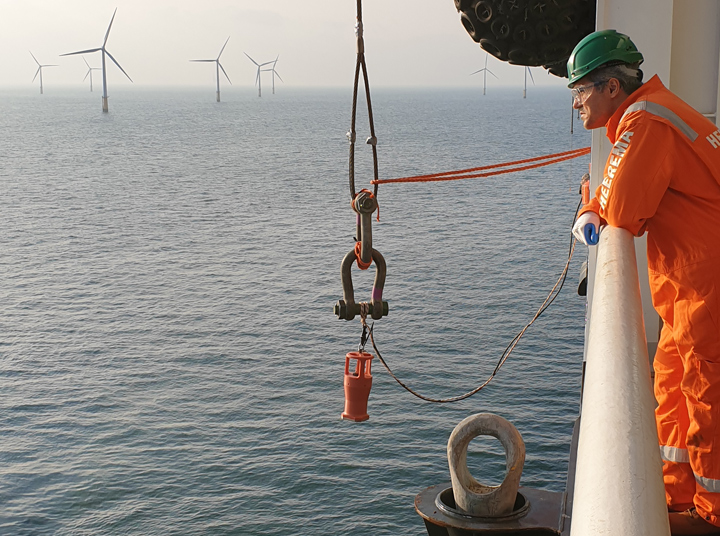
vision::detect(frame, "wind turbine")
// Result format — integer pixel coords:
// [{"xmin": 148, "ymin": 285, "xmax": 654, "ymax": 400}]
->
[
  {"xmin": 60, "ymin": 8, "xmax": 133, "ymax": 113},
  {"xmin": 523, "ymin": 66, "xmax": 535, "ymax": 99},
  {"xmin": 470, "ymin": 53, "xmax": 498, "ymax": 95},
  {"xmin": 190, "ymin": 37, "xmax": 232, "ymax": 102},
  {"xmin": 261, "ymin": 55, "xmax": 283, "ymax": 95},
  {"xmin": 30, "ymin": 52, "xmax": 57, "ymax": 95},
  {"xmin": 82, "ymin": 57, "xmax": 101, "ymax": 92},
  {"xmin": 244, "ymin": 53, "xmax": 273, "ymax": 97}
]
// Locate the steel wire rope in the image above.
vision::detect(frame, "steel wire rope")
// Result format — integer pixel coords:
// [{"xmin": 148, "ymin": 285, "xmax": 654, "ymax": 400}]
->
[
  {"xmin": 348, "ymin": 0, "xmax": 380, "ymax": 201},
  {"xmin": 365, "ymin": 199, "xmax": 584, "ymax": 403}
]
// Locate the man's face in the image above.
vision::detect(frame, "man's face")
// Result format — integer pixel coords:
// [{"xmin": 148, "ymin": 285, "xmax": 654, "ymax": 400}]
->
[{"xmin": 571, "ymin": 76, "xmax": 616, "ymax": 130}]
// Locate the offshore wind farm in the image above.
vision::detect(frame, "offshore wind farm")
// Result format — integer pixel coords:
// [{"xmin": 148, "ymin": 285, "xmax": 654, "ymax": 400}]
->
[
  {"xmin": 262, "ymin": 55, "xmax": 283, "ymax": 95},
  {"xmin": 29, "ymin": 51, "xmax": 57, "ymax": 95},
  {"xmin": 190, "ymin": 37, "xmax": 232, "ymax": 102},
  {"xmin": 2, "ymin": 2, "xmax": 568, "ymax": 94},
  {"xmin": 60, "ymin": 8, "xmax": 133, "ymax": 112},
  {"xmin": 82, "ymin": 57, "xmax": 101, "ymax": 92},
  {"xmin": 523, "ymin": 66, "xmax": 536, "ymax": 99},
  {"xmin": 470, "ymin": 53, "xmax": 497, "ymax": 95},
  {"xmin": 244, "ymin": 52, "xmax": 273, "ymax": 97}
]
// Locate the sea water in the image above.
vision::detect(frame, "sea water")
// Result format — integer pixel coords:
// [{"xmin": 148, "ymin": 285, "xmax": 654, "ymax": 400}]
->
[{"xmin": 0, "ymin": 86, "xmax": 591, "ymax": 535}]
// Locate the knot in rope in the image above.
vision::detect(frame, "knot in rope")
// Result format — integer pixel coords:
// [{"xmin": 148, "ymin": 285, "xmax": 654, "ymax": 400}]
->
[
  {"xmin": 359, "ymin": 302, "xmax": 369, "ymax": 323},
  {"xmin": 354, "ymin": 241, "xmax": 372, "ymax": 270}
]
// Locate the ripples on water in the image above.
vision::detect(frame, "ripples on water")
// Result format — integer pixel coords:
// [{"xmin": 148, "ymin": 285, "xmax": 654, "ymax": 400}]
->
[{"xmin": 0, "ymin": 86, "xmax": 590, "ymax": 535}]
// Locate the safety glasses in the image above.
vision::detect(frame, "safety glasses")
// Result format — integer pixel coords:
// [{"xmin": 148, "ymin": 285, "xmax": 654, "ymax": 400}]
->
[{"xmin": 570, "ymin": 80, "xmax": 606, "ymax": 104}]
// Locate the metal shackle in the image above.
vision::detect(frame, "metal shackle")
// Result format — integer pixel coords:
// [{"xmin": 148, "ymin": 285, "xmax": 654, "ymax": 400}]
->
[
  {"xmin": 447, "ymin": 413, "xmax": 525, "ymax": 517},
  {"xmin": 334, "ymin": 247, "xmax": 388, "ymax": 321},
  {"xmin": 353, "ymin": 190, "xmax": 377, "ymax": 267}
]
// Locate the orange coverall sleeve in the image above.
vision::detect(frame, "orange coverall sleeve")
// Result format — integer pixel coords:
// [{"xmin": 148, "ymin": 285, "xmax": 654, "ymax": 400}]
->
[{"xmin": 580, "ymin": 113, "xmax": 674, "ymax": 237}]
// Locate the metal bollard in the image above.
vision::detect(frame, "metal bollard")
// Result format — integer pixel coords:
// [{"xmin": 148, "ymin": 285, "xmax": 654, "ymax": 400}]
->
[
  {"xmin": 447, "ymin": 413, "xmax": 525, "ymax": 517},
  {"xmin": 415, "ymin": 412, "xmax": 570, "ymax": 535}
]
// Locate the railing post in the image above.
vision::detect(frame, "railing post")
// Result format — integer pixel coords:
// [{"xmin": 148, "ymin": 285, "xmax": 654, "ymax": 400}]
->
[{"xmin": 570, "ymin": 226, "xmax": 670, "ymax": 536}]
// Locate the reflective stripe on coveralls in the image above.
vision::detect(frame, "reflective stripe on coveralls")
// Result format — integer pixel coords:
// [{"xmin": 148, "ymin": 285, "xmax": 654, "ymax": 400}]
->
[
  {"xmin": 579, "ymin": 75, "xmax": 720, "ymax": 525},
  {"xmin": 661, "ymin": 445, "xmax": 690, "ymax": 464},
  {"xmin": 697, "ymin": 476, "xmax": 720, "ymax": 494},
  {"xmin": 622, "ymin": 100, "xmax": 699, "ymax": 141}
]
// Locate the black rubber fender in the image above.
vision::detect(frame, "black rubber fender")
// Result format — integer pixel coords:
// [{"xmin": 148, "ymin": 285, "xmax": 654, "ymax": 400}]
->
[
  {"xmin": 454, "ymin": 0, "xmax": 596, "ymax": 78},
  {"xmin": 475, "ymin": 1, "xmax": 494, "ymax": 23},
  {"xmin": 491, "ymin": 17, "xmax": 512, "ymax": 40},
  {"xmin": 512, "ymin": 23, "xmax": 535, "ymax": 46},
  {"xmin": 460, "ymin": 12, "xmax": 483, "ymax": 43}
]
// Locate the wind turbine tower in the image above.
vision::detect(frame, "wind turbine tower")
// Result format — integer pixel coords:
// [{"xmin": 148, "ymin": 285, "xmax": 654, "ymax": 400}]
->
[
  {"xmin": 83, "ymin": 57, "xmax": 101, "ymax": 92},
  {"xmin": 261, "ymin": 55, "xmax": 283, "ymax": 95},
  {"xmin": 470, "ymin": 53, "xmax": 498, "ymax": 95},
  {"xmin": 30, "ymin": 52, "xmax": 58, "ymax": 95},
  {"xmin": 523, "ymin": 66, "xmax": 535, "ymax": 99},
  {"xmin": 61, "ymin": 8, "xmax": 133, "ymax": 113},
  {"xmin": 190, "ymin": 37, "xmax": 232, "ymax": 102},
  {"xmin": 244, "ymin": 53, "xmax": 273, "ymax": 97}
]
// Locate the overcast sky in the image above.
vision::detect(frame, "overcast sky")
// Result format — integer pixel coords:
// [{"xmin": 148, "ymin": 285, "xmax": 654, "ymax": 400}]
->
[{"xmin": 0, "ymin": 0, "xmax": 569, "ymax": 90}]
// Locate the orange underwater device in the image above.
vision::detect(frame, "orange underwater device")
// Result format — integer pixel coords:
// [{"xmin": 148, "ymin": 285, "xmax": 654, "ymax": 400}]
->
[{"xmin": 341, "ymin": 351, "xmax": 374, "ymax": 422}]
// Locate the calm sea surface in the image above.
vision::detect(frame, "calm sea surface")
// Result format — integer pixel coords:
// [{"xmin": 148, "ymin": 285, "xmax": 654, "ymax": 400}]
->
[{"xmin": 0, "ymin": 86, "xmax": 591, "ymax": 535}]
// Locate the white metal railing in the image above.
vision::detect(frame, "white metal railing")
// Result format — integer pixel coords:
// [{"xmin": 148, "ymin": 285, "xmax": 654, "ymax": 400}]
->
[{"xmin": 570, "ymin": 226, "xmax": 670, "ymax": 536}]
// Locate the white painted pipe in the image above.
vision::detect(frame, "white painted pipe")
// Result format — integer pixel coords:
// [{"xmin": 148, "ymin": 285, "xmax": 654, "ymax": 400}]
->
[{"xmin": 570, "ymin": 226, "xmax": 670, "ymax": 536}]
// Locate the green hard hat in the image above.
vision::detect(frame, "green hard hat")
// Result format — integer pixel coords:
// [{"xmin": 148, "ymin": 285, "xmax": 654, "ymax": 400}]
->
[{"xmin": 567, "ymin": 30, "xmax": 644, "ymax": 85}]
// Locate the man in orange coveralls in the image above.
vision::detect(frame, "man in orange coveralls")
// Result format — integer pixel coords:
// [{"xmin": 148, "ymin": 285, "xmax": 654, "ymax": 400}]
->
[{"xmin": 568, "ymin": 30, "xmax": 720, "ymax": 535}]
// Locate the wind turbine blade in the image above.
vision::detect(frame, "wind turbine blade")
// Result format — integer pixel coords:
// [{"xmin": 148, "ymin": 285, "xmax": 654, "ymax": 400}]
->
[
  {"xmin": 103, "ymin": 8, "xmax": 118, "ymax": 47},
  {"xmin": 244, "ymin": 52, "xmax": 259, "ymax": 66},
  {"xmin": 273, "ymin": 54, "xmax": 279, "ymax": 67},
  {"xmin": 528, "ymin": 67, "xmax": 535, "ymax": 85},
  {"xmin": 255, "ymin": 68, "xmax": 260, "ymax": 86},
  {"xmin": 259, "ymin": 61, "xmax": 273, "ymax": 67},
  {"xmin": 83, "ymin": 70, "xmax": 90, "ymax": 81},
  {"xmin": 30, "ymin": 51, "xmax": 40, "ymax": 65},
  {"xmin": 44, "ymin": 65, "xmax": 59, "ymax": 67},
  {"xmin": 218, "ymin": 62, "xmax": 232, "ymax": 85},
  {"xmin": 32, "ymin": 66, "xmax": 40, "ymax": 82},
  {"xmin": 488, "ymin": 70, "xmax": 499, "ymax": 79},
  {"xmin": 61, "ymin": 48, "xmax": 102, "ymax": 57},
  {"xmin": 217, "ymin": 36, "xmax": 230, "ymax": 59},
  {"xmin": 274, "ymin": 71, "xmax": 283, "ymax": 83},
  {"xmin": 190, "ymin": 59, "xmax": 215, "ymax": 62},
  {"xmin": 105, "ymin": 49, "xmax": 133, "ymax": 82},
  {"xmin": 83, "ymin": 57, "xmax": 91, "ymax": 68},
  {"xmin": 470, "ymin": 69, "xmax": 484, "ymax": 76}
]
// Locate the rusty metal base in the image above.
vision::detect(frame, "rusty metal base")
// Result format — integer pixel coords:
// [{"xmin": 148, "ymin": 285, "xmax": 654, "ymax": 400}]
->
[{"xmin": 415, "ymin": 484, "xmax": 564, "ymax": 536}]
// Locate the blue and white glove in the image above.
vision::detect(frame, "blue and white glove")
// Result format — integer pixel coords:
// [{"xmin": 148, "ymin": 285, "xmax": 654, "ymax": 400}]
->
[{"xmin": 572, "ymin": 212, "xmax": 600, "ymax": 245}]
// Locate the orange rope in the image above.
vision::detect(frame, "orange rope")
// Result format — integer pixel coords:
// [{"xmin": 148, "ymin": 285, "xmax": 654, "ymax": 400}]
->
[
  {"xmin": 371, "ymin": 147, "xmax": 590, "ymax": 185},
  {"xmin": 354, "ymin": 241, "xmax": 372, "ymax": 270}
]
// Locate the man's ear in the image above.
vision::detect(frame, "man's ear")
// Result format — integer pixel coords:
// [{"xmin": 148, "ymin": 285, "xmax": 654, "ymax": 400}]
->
[{"xmin": 608, "ymin": 78, "xmax": 622, "ymax": 98}]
